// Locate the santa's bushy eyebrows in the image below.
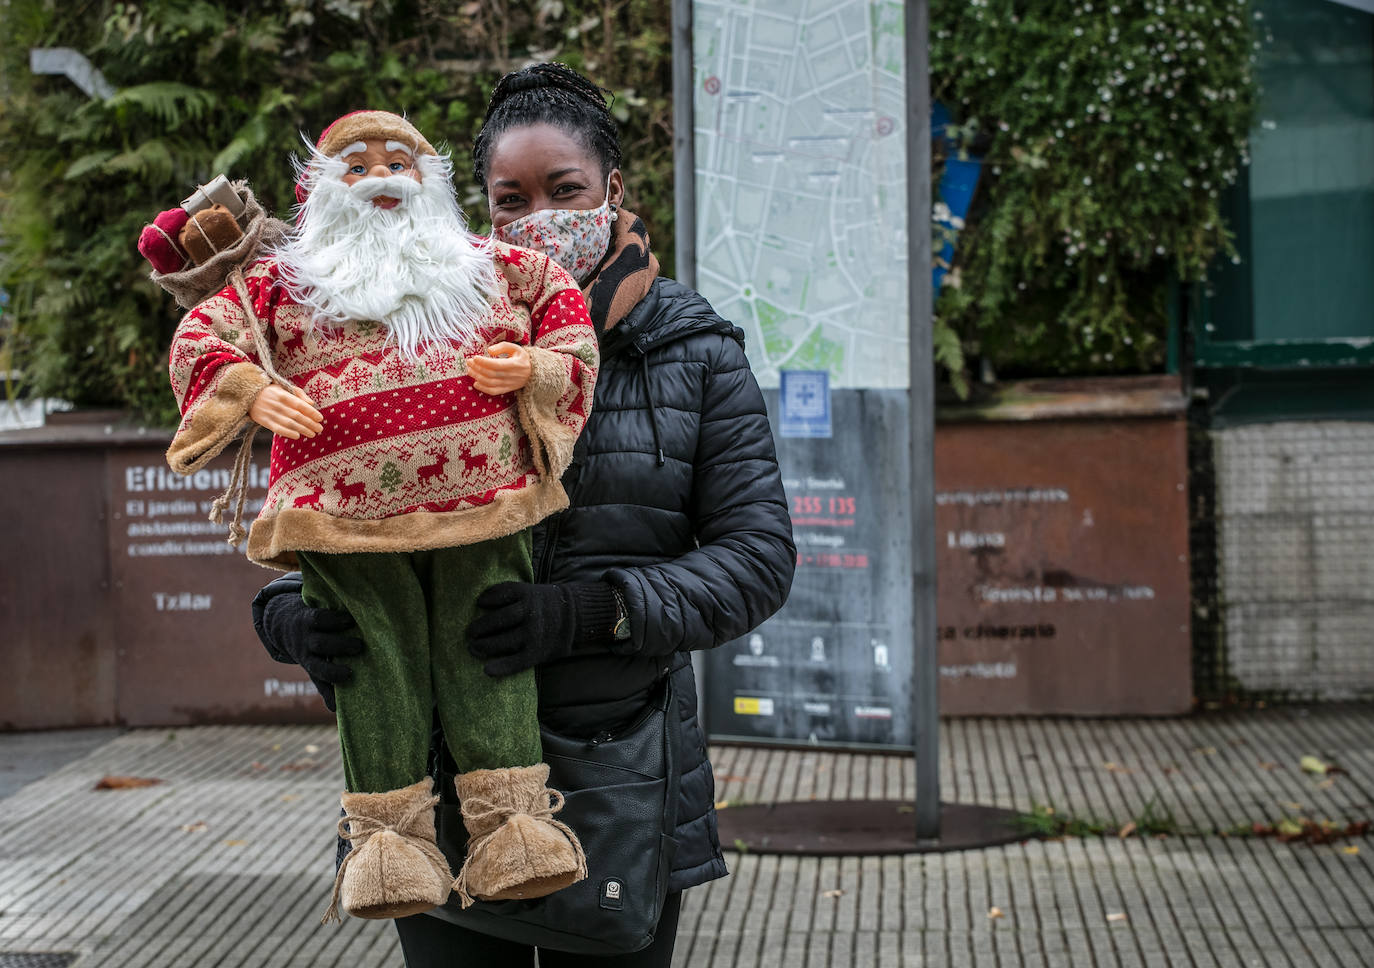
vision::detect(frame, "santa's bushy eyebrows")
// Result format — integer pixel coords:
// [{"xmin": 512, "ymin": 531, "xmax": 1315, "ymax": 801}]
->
[{"xmin": 335, "ymin": 140, "xmax": 416, "ymax": 160}]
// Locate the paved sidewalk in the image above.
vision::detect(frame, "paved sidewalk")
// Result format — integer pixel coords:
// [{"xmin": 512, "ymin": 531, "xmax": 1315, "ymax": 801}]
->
[{"xmin": 0, "ymin": 708, "xmax": 1370, "ymax": 967}]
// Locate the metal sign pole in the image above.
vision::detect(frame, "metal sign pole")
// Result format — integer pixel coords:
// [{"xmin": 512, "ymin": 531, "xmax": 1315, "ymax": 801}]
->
[
  {"xmin": 672, "ymin": 0, "xmax": 697, "ymax": 293},
  {"xmin": 905, "ymin": 0, "xmax": 940, "ymax": 842},
  {"xmin": 671, "ymin": 0, "xmax": 707, "ymax": 734}
]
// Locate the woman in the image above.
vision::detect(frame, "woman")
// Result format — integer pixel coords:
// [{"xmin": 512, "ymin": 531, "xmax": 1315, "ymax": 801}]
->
[{"xmin": 252, "ymin": 63, "xmax": 795, "ymax": 965}]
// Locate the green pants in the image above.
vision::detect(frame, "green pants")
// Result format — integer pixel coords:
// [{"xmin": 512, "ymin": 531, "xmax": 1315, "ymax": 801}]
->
[{"xmin": 298, "ymin": 533, "xmax": 542, "ymax": 793}]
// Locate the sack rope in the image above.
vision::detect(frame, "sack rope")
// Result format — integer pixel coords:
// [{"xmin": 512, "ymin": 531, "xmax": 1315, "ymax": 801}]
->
[
  {"xmin": 321, "ymin": 790, "xmax": 446, "ymax": 924},
  {"xmin": 207, "ymin": 267, "xmax": 295, "ymax": 547},
  {"xmin": 452, "ymin": 789, "xmax": 588, "ymax": 909},
  {"xmin": 185, "ymin": 213, "xmax": 224, "ymax": 257}
]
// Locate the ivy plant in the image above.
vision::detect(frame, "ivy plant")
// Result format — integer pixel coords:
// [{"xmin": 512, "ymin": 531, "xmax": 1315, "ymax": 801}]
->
[{"xmin": 930, "ymin": 0, "xmax": 1258, "ymax": 382}]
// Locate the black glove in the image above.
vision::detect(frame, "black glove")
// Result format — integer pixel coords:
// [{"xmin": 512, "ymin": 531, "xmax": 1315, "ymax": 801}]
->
[
  {"xmin": 467, "ymin": 581, "xmax": 618, "ymax": 678},
  {"xmin": 260, "ymin": 592, "xmax": 364, "ymax": 712}
]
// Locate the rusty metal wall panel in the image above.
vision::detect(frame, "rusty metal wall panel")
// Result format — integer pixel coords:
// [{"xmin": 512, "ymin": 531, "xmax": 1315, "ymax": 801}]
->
[
  {"xmin": 4, "ymin": 401, "xmax": 1190, "ymax": 727},
  {"xmin": 0, "ymin": 449, "xmax": 118, "ymax": 729},
  {"xmin": 105, "ymin": 445, "xmax": 332, "ymax": 726},
  {"xmin": 934, "ymin": 416, "xmax": 1192, "ymax": 715}
]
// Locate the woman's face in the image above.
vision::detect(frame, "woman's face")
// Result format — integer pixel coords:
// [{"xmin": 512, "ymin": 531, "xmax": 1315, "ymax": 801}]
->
[{"xmin": 486, "ymin": 122, "xmax": 624, "ymax": 230}]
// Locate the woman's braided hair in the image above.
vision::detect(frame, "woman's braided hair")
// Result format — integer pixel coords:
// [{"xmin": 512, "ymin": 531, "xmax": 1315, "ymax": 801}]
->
[{"xmin": 472, "ymin": 62, "xmax": 622, "ymax": 192}]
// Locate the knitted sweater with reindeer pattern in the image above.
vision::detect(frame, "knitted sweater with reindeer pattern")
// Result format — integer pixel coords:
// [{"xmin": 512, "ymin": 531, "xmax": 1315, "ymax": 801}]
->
[{"xmin": 165, "ymin": 242, "xmax": 597, "ymax": 571}]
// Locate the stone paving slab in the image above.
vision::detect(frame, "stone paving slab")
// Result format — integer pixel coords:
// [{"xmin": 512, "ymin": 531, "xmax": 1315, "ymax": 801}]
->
[{"xmin": 0, "ymin": 709, "xmax": 1369, "ymax": 967}]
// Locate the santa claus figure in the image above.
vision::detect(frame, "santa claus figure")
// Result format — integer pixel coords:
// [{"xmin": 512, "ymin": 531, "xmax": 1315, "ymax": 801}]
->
[{"xmin": 161, "ymin": 111, "xmax": 597, "ymax": 921}]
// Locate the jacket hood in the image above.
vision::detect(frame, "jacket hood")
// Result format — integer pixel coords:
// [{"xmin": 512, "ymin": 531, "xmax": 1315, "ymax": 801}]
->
[{"xmin": 600, "ymin": 277, "xmax": 744, "ymax": 359}]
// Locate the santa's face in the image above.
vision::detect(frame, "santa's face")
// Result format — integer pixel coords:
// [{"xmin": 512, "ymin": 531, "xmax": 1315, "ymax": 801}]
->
[
  {"xmin": 338, "ymin": 139, "xmax": 421, "ymax": 209},
  {"xmin": 272, "ymin": 135, "xmax": 497, "ymax": 357}
]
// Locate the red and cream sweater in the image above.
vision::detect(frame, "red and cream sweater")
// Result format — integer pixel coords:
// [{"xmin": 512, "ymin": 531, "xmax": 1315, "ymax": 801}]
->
[{"xmin": 166, "ymin": 242, "xmax": 597, "ymax": 570}]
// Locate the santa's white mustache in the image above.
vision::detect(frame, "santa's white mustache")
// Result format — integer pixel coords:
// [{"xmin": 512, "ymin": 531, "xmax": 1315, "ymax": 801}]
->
[{"xmin": 348, "ymin": 175, "xmax": 422, "ymax": 202}]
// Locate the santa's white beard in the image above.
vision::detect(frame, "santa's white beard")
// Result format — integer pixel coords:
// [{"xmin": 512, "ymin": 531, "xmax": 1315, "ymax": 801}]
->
[{"xmin": 275, "ymin": 152, "xmax": 497, "ymax": 357}]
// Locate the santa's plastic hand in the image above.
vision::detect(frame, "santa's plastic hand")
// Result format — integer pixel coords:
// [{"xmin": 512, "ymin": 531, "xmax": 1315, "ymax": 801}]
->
[
  {"xmin": 250, "ymin": 384, "xmax": 324, "ymax": 439},
  {"xmin": 466, "ymin": 342, "xmax": 532, "ymax": 395}
]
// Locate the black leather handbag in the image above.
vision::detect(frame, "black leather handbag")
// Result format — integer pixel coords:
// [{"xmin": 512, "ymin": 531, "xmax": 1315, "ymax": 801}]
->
[{"xmin": 429, "ymin": 673, "xmax": 680, "ymax": 955}]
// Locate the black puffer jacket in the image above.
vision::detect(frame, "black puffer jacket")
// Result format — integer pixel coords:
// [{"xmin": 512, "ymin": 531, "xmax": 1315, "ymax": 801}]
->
[
  {"xmin": 533, "ymin": 275, "xmax": 794, "ymax": 890},
  {"xmin": 253, "ymin": 275, "xmax": 795, "ymax": 892}
]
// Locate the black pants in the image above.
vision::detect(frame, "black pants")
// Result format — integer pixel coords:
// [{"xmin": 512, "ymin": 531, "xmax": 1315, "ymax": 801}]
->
[{"xmin": 394, "ymin": 892, "xmax": 683, "ymax": 967}]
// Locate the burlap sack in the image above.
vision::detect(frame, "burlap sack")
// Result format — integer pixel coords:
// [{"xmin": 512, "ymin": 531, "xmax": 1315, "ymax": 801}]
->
[{"xmin": 151, "ymin": 181, "xmax": 291, "ymax": 309}]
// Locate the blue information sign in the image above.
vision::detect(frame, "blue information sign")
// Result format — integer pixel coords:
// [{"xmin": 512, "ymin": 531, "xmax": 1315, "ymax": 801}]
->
[{"xmin": 779, "ymin": 371, "xmax": 832, "ymax": 438}]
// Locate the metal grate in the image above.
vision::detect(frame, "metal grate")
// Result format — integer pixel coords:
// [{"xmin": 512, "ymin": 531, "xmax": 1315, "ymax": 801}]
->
[
  {"xmin": 1195, "ymin": 418, "xmax": 1374, "ymax": 702},
  {"xmin": 0, "ymin": 955, "xmax": 80, "ymax": 968}
]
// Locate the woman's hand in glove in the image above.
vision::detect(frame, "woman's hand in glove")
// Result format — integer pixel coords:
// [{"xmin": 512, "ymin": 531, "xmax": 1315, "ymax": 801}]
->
[
  {"xmin": 260, "ymin": 594, "xmax": 364, "ymax": 711},
  {"xmin": 467, "ymin": 581, "xmax": 618, "ymax": 677}
]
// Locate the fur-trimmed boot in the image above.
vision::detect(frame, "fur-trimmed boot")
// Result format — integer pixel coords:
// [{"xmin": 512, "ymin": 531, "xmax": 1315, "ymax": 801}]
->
[
  {"xmin": 452, "ymin": 763, "xmax": 587, "ymax": 907},
  {"xmin": 322, "ymin": 778, "xmax": 453, "ymax": 922}
]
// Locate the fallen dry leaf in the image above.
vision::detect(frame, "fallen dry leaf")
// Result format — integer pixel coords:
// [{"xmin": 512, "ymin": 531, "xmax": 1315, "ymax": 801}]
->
[
  {"xmin": 821, "ymin": 889, "xmax": 844, "ymax": 899},
  {"xmin": 715, "ymin": 774, "xmax": 751, "ymax": 783},
  {"xmin": 1300, "ymin": 755, "xmax": 1329, "ymax": 775},
  {"xmin": 304, "ymin": 744, "xmax": 320, "ymax": 754},
  {"xmin": 1192, "ymin": 746, "xmax": 1218, "ymax": 756},
  {"xmin": 988, "ymin": 907, "xmax": 1005, "ymax": 920},
  {"xmin": 1317, "ymin": 778, "xmax": 1336, "ymax": 791},
  {"xmin": 714, "ymin": 800, "xmax": 731, "ymax": 810},
  {"xmin": 278, "ymin": 760, "xmax": 320, "ymax": 772},
  {"xmin": 94, "ymin": 775, "xmax": 163, "ymax": 790},
  {"xmin": 1106, "ymin": 912, "xmax": 1128, "ymax": 923},
  {"xmin": 280, "ymin": 794, "xmax": 301, "ymax": 803},
  {"xmin": 1250, "ymin": 818, "xmax": 1369, "ymax": 845},
  {"xmin": 1117, "ymin": 821, "xmax": 1137, "ymax": 840},
  {"xmin": 1342, "ymin": 846, "xmax": 1359, "ymax": 856},
  {"xmin": 1276, "ymin": 818, "xmax": 1304, "ymax": 838},
  {"xmin": 1258, "ymin": 761, "xmax": 1279, "ymax": 771},
  {"xmin": 179, "ymin": 821, "xmax": 208, "ymax": 834},
  {"xmin": 223, "ymin": 839, "xmax": 247, "ymax": 847},
  {"xmin": 1103, "ymin": 761, "xmax": 1133, "ymax": 774},
  {"xmin": 1296, "ymin": 756, "xmax": 1347, "ymax": 778}
]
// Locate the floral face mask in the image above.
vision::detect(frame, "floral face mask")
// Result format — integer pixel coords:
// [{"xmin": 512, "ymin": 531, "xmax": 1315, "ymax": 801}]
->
[{"xmin": 493, "ymin": 179, "xmax": 617, "ymax": 285}]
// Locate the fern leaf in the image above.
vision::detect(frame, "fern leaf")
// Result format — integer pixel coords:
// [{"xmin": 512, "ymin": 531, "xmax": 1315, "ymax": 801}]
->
[
  {"xmin": 107, "ymin": 82, "xmax": 217, "ymax": 127},
  {"xmin": 64, "ymin": 150, "xmax": 117, "ymax": 181},
  {"xmin": 211, "ymin": 137, "xmax": 255, "ymax": 175},
  {"xmin": 211, "ymin": 89, "xmax": 293, "ymax": 173},
  {"xmin": 104, "ymin": 139, "xmax": 174, "ymax": 181}
]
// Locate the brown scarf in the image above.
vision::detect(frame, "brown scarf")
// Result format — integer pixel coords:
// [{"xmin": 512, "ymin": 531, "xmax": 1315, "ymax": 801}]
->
[{"xmin": 583, "ymin": 209, "xmax": 659, "ymax": 335}]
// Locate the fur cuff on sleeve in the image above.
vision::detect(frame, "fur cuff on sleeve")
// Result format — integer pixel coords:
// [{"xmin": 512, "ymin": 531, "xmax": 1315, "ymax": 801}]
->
[
  {"xmin": 515, "ymin": 344, "xmax": 579, "ymax": 481},
  {"xmin": 166, "ymin": 361, "xmax": 272, "ymax": 474}
]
